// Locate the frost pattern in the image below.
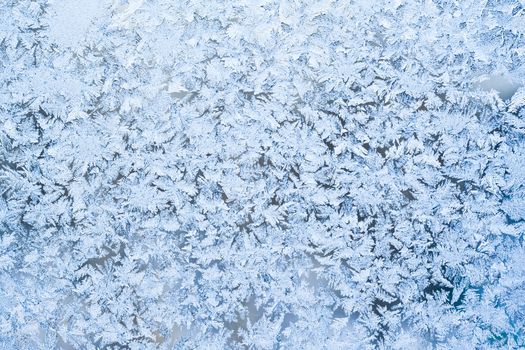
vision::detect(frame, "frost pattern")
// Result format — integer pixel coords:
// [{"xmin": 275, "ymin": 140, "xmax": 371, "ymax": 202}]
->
[{"xmin": 1, "ymin": 0, "xmax": 525, "ymax": 349}]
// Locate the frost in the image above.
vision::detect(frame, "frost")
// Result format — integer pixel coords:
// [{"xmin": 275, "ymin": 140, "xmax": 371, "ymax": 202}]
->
[
  {"xmin": 1, "ymin": 0, "xmax": 525, "ymax": 349},
  {"xmin": 46, "ymin": 0, "xmax": 108, "ymax": 49}
]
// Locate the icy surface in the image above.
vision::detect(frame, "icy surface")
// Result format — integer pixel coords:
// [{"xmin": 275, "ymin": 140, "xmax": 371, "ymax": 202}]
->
[{"xmin": 1, "ymin": 0, "xmax": 525, "ymax": 349}]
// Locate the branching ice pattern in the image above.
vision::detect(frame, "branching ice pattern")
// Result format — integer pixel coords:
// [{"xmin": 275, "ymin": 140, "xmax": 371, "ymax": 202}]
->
[{"xmin": 1, "ymin": 0, "xmax": 525, "ymax": 349}]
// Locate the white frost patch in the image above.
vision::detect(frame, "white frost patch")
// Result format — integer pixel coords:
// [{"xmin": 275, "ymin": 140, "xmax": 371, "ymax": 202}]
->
[
  {"xmin": 508, "ymin": 87, "xmax": 525, "ymax": 113},
  {"xmin": 11, "ymin": 67, "xmax": 86, "ymax": 108},
  {"xmin": 46, "ymin": 0, "xmax": 107, "ymax": 48}
]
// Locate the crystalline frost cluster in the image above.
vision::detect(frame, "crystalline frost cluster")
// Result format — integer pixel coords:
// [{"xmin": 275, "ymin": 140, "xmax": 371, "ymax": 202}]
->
[{"xmin": 1, "ymin": 0, "xmax": 525, "ymax": 349}]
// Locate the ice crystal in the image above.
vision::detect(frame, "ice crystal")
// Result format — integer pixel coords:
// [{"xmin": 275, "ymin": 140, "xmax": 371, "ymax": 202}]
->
[{"xmin": 1, "ymin": 0, "xmax": 524, "ymax": 349}]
